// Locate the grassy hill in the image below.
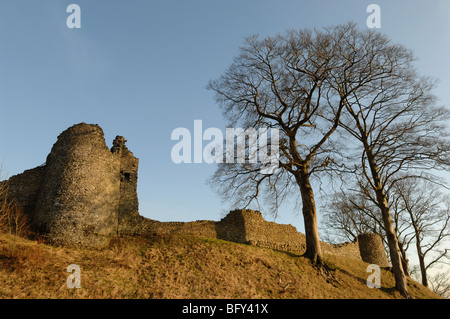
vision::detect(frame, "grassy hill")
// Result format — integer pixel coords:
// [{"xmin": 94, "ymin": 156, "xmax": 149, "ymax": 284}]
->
[{"xmin": 0, "ymin": 232, "xmax": 441, "ymax": 299}]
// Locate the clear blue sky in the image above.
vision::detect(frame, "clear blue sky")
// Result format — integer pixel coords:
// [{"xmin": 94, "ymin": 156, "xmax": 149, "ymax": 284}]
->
[{"xmin": 1, "ymin": 0, "xmax": 450, "ymax": 236}]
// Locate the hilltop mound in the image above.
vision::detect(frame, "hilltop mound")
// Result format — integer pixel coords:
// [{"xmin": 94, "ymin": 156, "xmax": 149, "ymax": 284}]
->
[{"xmin": 0, "ymin": 232, "xmax": 440, "ymax": 299}]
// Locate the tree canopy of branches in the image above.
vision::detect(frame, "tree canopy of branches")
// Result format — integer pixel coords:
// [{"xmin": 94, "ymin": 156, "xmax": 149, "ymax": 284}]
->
[
  {"xmin": 208, "ymin": 23, "xmax": 364, "ymax": 265},
  {"xmin": 208, "ymin": 23, "xmax": 450, "ymax": 297},
  {"xmin": 393, "ymin": 179, "xmax": 450, "ymax": 287}
]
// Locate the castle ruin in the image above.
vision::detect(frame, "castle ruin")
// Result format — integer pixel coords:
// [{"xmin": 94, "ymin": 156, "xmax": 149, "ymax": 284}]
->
[
  {"xmin": 1, "ymin": 123, "xmax": 389, "ymax": 267},
  {"xmin": 4, "ymin": 123, "xmax": 139, "ymax": 247}
]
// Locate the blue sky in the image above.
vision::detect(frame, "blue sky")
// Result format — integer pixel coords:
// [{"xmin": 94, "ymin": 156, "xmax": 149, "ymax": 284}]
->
[{"xmin": 1, "ymin": 0, "xmax": 450, "ymax": 236}]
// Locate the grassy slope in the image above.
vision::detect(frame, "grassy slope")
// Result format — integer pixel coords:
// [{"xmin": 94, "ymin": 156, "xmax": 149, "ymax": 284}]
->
[{"xmin": 0, "ymin": 232, "xmax": 441, "ymax": 299}]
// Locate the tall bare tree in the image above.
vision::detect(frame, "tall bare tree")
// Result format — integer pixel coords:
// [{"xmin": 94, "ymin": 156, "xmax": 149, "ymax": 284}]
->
[
  {"xmin": 393, "ymin": 178, "xmax": 450, "ymax": 287},
  {"xmin": 208, "ymin": 24, "xmax": 365, "ymax": 265},
  {"xmin": 334, "ymin": 26, "xmax": 450, "ymax": 297}
]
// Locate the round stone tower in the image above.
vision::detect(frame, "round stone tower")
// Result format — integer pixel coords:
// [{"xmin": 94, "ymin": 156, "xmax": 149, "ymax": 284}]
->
[
  {"xmin": 357, "ymin": 233, "xmax": 390, "ymax": 267},
  {"xmin": 32, "ymin": 123, "xmax": 121, "ymax": 248}
]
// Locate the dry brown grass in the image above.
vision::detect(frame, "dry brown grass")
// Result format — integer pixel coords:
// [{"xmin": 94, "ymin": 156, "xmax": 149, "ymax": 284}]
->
[{"xmin": 0, "ymin": 232, "xmax": 441, "ymax": 299}]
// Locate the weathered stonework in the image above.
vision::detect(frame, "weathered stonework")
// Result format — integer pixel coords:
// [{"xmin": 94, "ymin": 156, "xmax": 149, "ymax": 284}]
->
[
  {"xmin": 4, "ymin": 123, "xmax": 139, "ymax": 248},
  {"xmin": 215, "ymin": 209, "xmax": 307, "ymax": 252},
  {"xmin": 321, "ymin": 240, "xmax": 361, "ymax": 261},
  {"xmin": 119, "ymin": 209, "xmax": 307, "ymax": 252},
  {"xmin": 112, "ymin": 136, "xmax": 139, "ymax": 220},
  {"xmin": 3, "ymin": 166, "xmax": 45, "ymax": 217},
  {"xmin": 357, "ymin": 233, "xmax": 390, "ymax": 267},
  {"xmin": 118, "ymin": 209, "xmax": 367, "ymax": 261}
]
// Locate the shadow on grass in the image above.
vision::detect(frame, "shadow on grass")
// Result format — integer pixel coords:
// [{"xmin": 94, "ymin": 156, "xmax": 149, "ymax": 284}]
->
[
  {"xmin": 272, "ymin": 249, "xmax": 303, "ymax": 258},
  {"xmin": 338, "ymin": 268, "xmax": 396, "ymax": 295}
]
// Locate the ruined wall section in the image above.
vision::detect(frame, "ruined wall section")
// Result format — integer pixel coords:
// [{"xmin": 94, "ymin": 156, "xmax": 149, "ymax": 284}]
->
[
  {"xmin": 111, "ymin": 136, "xmax": 139, "ymax": 220},
  {"xmin": 321, "ymin": 241, "xmax": 361, "ymax": 261},
  {"xmin": 32, "ymin": 123, "xmax": 121, "ymax": 248},
  {"xmin": 216, "ymin": 209, "xmax": 307, "ymax": 252},
  {"xmin": 1, "ymin": 166, "xmax": 45, "ymax": 217},
  {"xmin": 118, "ymin": 214, "xmax": 217, "ymax": 238},
  {"xmin": 119, "ymin": 209, "xmax": 363, "ymax": 261},
  {"xmin": 145, "ymin": 219, "xmax": 217, "ymax": 237}
]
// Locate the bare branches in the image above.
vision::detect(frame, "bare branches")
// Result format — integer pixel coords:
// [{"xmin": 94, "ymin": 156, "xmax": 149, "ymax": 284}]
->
[
  {"xmin": 0, "ymin": 169, "xmax": 30, "ymax": 240},
  {"xmin": 207, "ymin": 24, "xmax": 368, "ymax": 209},
  {"xmin": 323, "ymin": 175, "xmax": 450, "ymax": 288},
  {"xmin": 208, "ymin": 23, "xmax": 450, "ymax": 273},
  {"xmin": 428, "ymin": 271, "xmax": 450, "ymax": 298}
]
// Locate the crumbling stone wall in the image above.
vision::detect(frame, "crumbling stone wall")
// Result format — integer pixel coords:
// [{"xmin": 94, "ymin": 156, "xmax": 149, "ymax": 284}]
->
[
  {"xmin": 119, "ymin": 209, "xmax": 364, "ymax": 260},
  {"xmin": 112, "ymin": 136, "xmax": 139, "ymax": 220},
  {"xmin": 119, "ymin": 209, "xmax": 307, "ymax": 252},
  {"xmin": 321, "ymin": 241, "xmax": 361, "ymax": 261},
  {"xmin": 118, "ymin": 214, "xmax": 217, "ymax": 238},
  {"xmin": 1, "ymin": 166, "xmax": 45, "ymax": 217},
  {"xmin": 357, "ymin": 233, "xmax": 389, "ymax": 267},
  {"xmin": 215, "ymin": 209, "xmax": 307, "ymax": 252}
]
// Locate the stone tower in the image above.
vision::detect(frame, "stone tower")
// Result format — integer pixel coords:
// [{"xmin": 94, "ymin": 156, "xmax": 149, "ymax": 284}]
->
[
  {"xmin": 30, "ymin": 123, "xmax": 139, "ymax": 248},
  {"xmin": 357, "ymin": 233, "xmax": 390, "ymax": 267}
]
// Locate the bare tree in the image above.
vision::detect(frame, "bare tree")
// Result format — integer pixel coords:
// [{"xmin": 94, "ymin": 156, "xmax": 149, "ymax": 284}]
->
[
  {"xmin": 208, "ymin": 24, "xmax": 365, "ymax": 265},
  {"xmin": 322, "ymin": 176, "xmax": 450, "ymax": 284},
  {"xmin": 427, "ymin": 271, "xmax": 450, "ymax": 299},
  {"xmin": 321, "ymin": 178, "xmax": 411, "ymax": 274},
  {"xmin": 393, "ymin": 178, "xmax": 450, "ymax": 287},
  {"xmin": 320, "ymin": 188, "xmax": 382, "ymax": 243},
  {"xmin": 334, "ymin": 26, "xmax": 450, "ymax": 297}
]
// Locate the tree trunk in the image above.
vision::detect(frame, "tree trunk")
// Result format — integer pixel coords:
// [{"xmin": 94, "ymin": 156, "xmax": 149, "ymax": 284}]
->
[
  {"xmin": 379, "ymin": 201, "xmax": 410, "ymax": 297},
  {"xmin": 398, "ymin": 242, "xmax": 411, "ymax": 277},
  {"xmin": 409, "ymin": 212, "xmax": 428, "ymax": 287},
  {"xmin": 417, "ymin": 249, "xmax": 428, "ymax": 287},
  {"xmin": 366, "ymin": 152, "xmax": 410, "ymax": 298},
  {"xmin": 413, "ymin": 227, "xmax": 428, "ymax": 287},
  {"xmin": 297, "ymin": 171, "xmax": 323, "ymax": 266}
]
